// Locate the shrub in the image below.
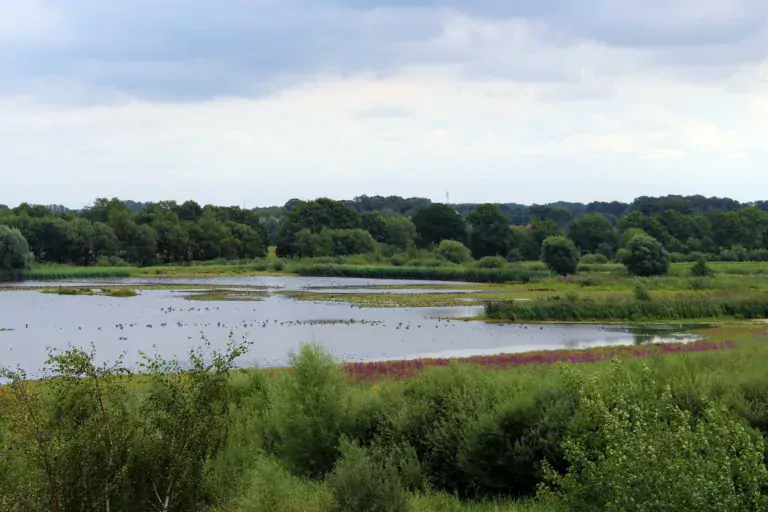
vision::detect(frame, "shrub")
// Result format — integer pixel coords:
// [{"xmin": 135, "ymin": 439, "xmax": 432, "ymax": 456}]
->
[
  {"xmin": 540, "ymin": 236, "xmax": 580, "ymax": 276},
  {"xmin": 691, "ymin": 258, "xmax": 714, "ymax": 277},
  {"xmin": 328, "ymin": 229, "xmax": 377, "ymax": 256},
  {"xmin": 579, "ymin": 253, "xmax": 608, "ymax": 264},
  {"xmin": 633, "ymin": 283, "xmax": 652, "ymax": 301},
  {"xmin": 327, "ymin": 440, "xmax": 410, "ymax": 512},
  {"xmin": 506, "ymin": 248, "xmax": 523, "ymax": 262},
  {"xmin": 436, "ymin": 240, "xmax": 472, "ymax": 264},
  {"xmin": 623, "ymin": 235, "xmax": 669, "ymax": 276},
  {"xmin": 540, "ymin": 363, "xmax": 768, "ymax": 511},
  {"xmin": 0, "ymin": 225, "xmax": 32, "ymax": 271},
  {"xmin": 265, "ymin": 344, "xmax": 347, "ymax": 478},
  {"xmin": 475, "ymin": 256, "xmax": 507, "ymax": 269},
  {"xmin": 235, "ymin": 456, "xmax": 334, "ymax": 512}
]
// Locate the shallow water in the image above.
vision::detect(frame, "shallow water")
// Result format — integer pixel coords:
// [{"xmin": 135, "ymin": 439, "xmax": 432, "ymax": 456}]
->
[{"xmin": 0, "ymin": 277, "xmax": 701, "ymax": 371}]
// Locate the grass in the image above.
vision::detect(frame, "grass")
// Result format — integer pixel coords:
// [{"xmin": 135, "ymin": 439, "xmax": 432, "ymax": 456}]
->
[
  {"xmin": 484, "ymin": 293, "xmax": 768, "ymax": 323},
  {"xmin": 105, "ymin": 288, "xmax": 138, "ymax": 298},
  {"xmin": 41, "ymin": 286, "xmax": 138, "ymax": 298},
  {"xmin": 185, "ymin": 290, "xmax": 267, "ymax": 301}
]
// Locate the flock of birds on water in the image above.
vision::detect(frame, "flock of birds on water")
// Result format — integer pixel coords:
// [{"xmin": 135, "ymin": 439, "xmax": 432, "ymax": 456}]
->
[{"xmin": 1, "ymin": 283, "xmax": 664, "ymax": 364}]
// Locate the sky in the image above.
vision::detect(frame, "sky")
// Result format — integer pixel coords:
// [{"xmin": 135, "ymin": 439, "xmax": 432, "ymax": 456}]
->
[{"xmin": 1, "ymin": 0, "xmax": 767, "ymax": 209}]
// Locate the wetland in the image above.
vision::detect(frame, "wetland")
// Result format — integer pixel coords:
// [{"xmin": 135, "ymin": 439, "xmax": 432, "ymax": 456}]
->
[{"xmin": 0, "ymin": 275, "xmax": 703, "ymax": 370}]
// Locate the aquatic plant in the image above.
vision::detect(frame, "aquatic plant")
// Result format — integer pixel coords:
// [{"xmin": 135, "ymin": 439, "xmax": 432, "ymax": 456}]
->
[{"xmin": 341, "ymin": 340, "xmax": 735, "ymax": 382}]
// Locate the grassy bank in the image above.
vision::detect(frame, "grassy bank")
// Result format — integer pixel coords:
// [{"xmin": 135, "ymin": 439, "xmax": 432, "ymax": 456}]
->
[
  {"xmin": 484, "ymin": 292, "xmax": 768, "ymax": 322},
  {"xmin": 291, "ymin": 263, "xmax": 549, "ymax": 283},
  {"xmin": 3, "ymin": 325, "xmax": 768, "ymax": 511}
]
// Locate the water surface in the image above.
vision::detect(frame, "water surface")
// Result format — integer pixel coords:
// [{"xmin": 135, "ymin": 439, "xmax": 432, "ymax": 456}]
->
[{"xmin": 0, "ymin": 277, "xmax": 701, "ymax": 371}]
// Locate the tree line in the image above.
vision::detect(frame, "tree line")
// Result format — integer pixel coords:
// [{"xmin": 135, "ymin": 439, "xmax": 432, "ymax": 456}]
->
[{"xmin": 4, "ymin": 194, "xmax": 768, "ymax": 270}]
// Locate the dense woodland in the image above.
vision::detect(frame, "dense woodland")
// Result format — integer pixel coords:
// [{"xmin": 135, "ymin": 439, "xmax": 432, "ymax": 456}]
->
[{"xmin": 3, "ymin": 194, "xmax": 768, "ymax": 269}]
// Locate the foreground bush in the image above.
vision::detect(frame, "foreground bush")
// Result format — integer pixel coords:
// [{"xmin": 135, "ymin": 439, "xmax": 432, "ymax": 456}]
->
[
  {"xmin": 541, "ymin": 364, "xmax": 768, "ymax": 511},
  {"xmin": 4, "ymin": 340, "xmax": 768, "ymax": 511}
]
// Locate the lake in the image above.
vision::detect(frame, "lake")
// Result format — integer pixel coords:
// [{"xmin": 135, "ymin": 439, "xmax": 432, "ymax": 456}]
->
[{"xmin": 0, "ymin": 276, "xmax": 701, "ymax": 371}]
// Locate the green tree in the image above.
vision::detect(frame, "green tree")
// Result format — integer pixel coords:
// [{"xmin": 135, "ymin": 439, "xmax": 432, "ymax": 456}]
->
[
  {"xmin": 329, "ymin": 229, "xmax": 376, "ymax": 256},
  {"xmin": 624, "ymin": 235, "xmax": 670, "ymax": 276},
  {"xmin": 412, "ymin": 204, "xmax": 467, "ymax": 247},
  {"xmin": 468, "ymin": 203, "xmax": 510, "ymax": 259},
  {"xmin": 540, "ymin": 236, "xmax": 580, "ymax": 275},
  {"xmin": 276, "ymin": 198, "xmax": 361, "ymax": 256},
  {"xmin": 568, "ymin": 213, "xmax": 617, "ymax": 255},
  {"xmin": 383, "ymin": 217, "xmax": 417, "ymax": 249},
  {"xmin": 436, "ymin": 239, "xmax": 472, "ymax": 264},
  {"xmin": 362, "ymin": 211, "xmax": 388, "ymax": 243},
  {"xmin": 0, "ymin": 225, "xmax": 32, "ymax": 271}
]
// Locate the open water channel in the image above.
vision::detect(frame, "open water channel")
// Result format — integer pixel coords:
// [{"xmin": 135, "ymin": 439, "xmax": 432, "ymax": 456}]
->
[{"xmin": 0, "ymin": 276, "xmax": 701, "ymax": 371}]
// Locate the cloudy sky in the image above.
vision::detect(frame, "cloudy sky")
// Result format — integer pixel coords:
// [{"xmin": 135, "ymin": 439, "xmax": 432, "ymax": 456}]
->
[{"xmin": 2, "ymin": 0, "xmax": 767, "ymax": 209}]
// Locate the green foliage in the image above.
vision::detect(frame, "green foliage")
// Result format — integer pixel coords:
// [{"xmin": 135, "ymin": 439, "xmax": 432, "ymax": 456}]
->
[
  {"xmin": 475, "ymin": 256, "xmax": 507, "ymax": 269},
  {"xmin": 691, "ymin": 257, "xmax": 714, "ymax": 277},
  {"xmin": 412, "ymin": 204, "xmax": 467, "ymax": 247},
  {"xmin": 265, "ymin": 344, "xmax": 347, "ymax": 478},
  {"xmin": 568, "ymin": 214, "xmax": 617, "ymax": 256},
  {"xmin": 540, "ymin": 363, "xmax": 768, "ymax": 512},
  {"xmin": 292, "ymin": 264, "xmax": 545, "ymax": 283},
  {"xmin": 327, "ymin": 439, "xmax": 411, "ymax": 512},
  {"xmin": 633, "ymin": 283, "xmax": 652, "ymax": 301},
  {"xmin": 485, "ymin": 293, "xmax": 768, "ymax": 322},
  {"xmin": 437, "ymin": 240, "xmax": 472, "ymax": 264},
  {"xmin": 468, "ymin": 204, "xmax": 511, "ymax": 259},
  {"xmin": 0, "ymin": 225, "xmax": 32, "ymax": 272},
  {"xmin": 328, "ymin": 229, "xmax": 377, "ymax": 256},
  {"xmin": 131, "ymin": 337, "xmax": 253, "ymax": 510},
  {"xmin": 540, "ymin": 236, "xmax": 580, "ymax": 276},
  {"xmin": 579, "ymin": 253, "xmax": 608, "ymax": 264},
  {"xmin": 383, "ymin": 216, "xmax": 417, "ymax": 249},
  {"xmin": 235, "ymin": 455, "xmax": 335, "ymax": 512},
  {"xmin": 624, "ymin": 235, "xmax": 670, "ymax": 276}
]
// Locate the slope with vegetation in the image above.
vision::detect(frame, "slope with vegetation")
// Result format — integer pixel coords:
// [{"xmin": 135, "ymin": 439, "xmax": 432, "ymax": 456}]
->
[{"xmin": 2, "ymin": 326, "xmax": 768, "ymax": 511}]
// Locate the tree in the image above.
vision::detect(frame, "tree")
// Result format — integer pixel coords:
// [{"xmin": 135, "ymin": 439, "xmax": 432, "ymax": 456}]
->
[
  {"xmin": 624, "ymin": 235, "xmax": 670, "ymax": 276},
  {"xmin": 540, "ymin": 236, "xmax": 580, "ymax": 275},
  {"xmin": 568, "ymin": 214, "xmax": 617, "ymax": 255},
  {"xmin": 276, "ymin": 198, "xmax": 361, "ymax": 256},
  {"xmin": 384, "ymin": 217, "xmax": 417, "ymax": 249},
  {"xmin": 0, "ymin": 225, "xmax": 32, "ymax": 271},
  {"xmin": 328, "ymin": 229, "xmax": 376, "ymax": 256},
  {"xmin": 412, "ymin": 204, "xmax": 467, "ymax": 247},
  {"xmin": 468, "ymin": 204, "xmax": 510, "ymax": 259},
  {"xmin": 436, "ymin": 239, "xmax": 472, "ymax": 264},
  {"xmin": 362, "ymin": 211, "xmax": 388, "ymax": 243}
]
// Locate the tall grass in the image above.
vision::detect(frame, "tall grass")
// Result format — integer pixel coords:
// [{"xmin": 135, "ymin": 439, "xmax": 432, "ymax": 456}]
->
[
  {"xmin": 21, "ymin": 266, "xmax": 134, "ymax": 280},
  {"xmin": 292, "ymin": 264, "xmax": 549, "ymax": 283},
  {"xmin": 485, "ymin": 293, "xmax": 768, "ymax": 322}
]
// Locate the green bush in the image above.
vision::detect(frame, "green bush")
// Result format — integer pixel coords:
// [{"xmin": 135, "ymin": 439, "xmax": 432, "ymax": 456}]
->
[
  {"xmin": 579, "ymin": 253, "xmax": 608, "ymax": 264},
  {"xmin": 624, "ymin": 235, "xmax": 670, "ymax": 276},
  {"xmin": 540, "ymin": 363, "xmax": 768, "ymax": 511},
  {"xmin": 0, "ymin": 225, "xmax": 32, "ymax": 272},
  {"xmin": 436, "ymin": 240, "xmax": 472, "ymax": 264},
  {"xmin": 236, "ymin": 456, "xmax": 335, "ymax": 512},
  {"xmin": 475, "ymin": 256, "xmax": 507, "ymax": 269},
  {"xmin": 265, "ymin": 344, "xmax": 347, "ymax": 478},
  {"xmin": 540, "ymin": 236, "xmax": 580, "ymax": 276},
  {"xmin": 633, "ymin": 283, "xmax": 652, "ymax": 301},
  {"xmin": 327, "ymin": 440, "xmax": 411, "ymax": 512},
  {"xmin": 691, "ymin": 258, "xmax": 714, "ymax": 277}
]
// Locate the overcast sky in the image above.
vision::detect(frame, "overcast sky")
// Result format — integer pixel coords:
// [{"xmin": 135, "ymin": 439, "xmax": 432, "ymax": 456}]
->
[{"xmin": 2, "ymin": 0, "xmax": 767, "ymax": 209}]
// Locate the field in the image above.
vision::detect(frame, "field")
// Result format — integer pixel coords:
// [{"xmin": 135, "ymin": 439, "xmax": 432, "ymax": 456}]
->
[{"xmin": 3, "ymin": 323, "xmax": 768, "ymax": 511}]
